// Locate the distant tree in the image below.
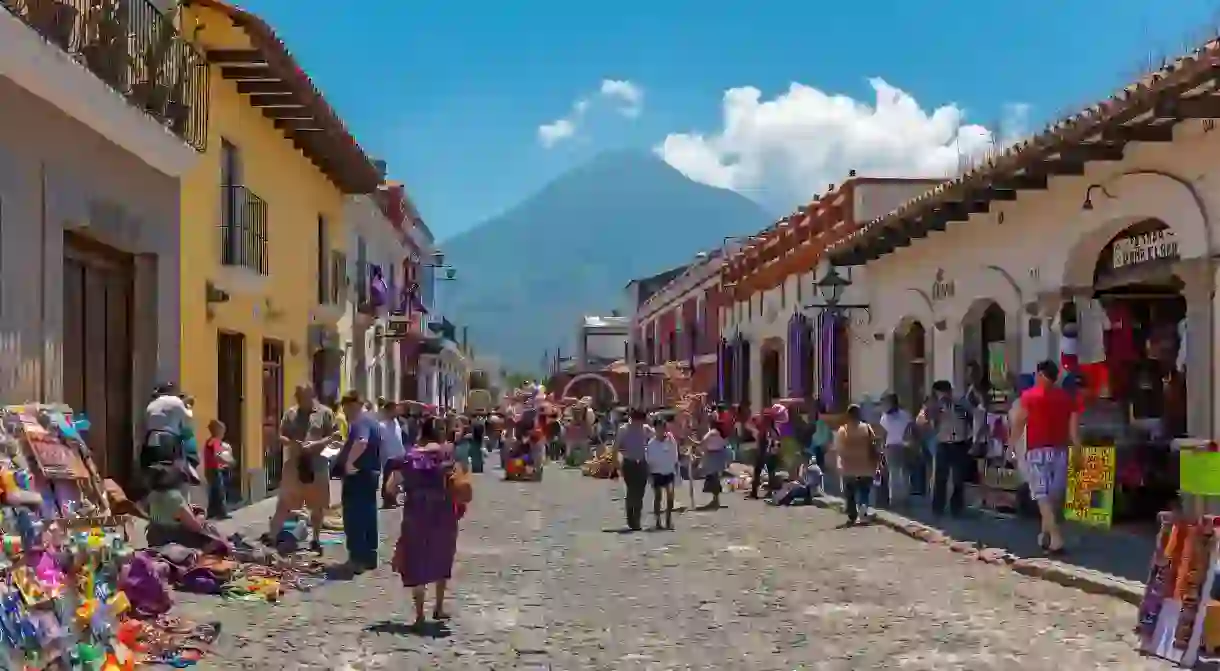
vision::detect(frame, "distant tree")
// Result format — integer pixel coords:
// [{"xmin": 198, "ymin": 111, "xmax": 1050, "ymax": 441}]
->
[
  {"xmin": 504, "ymin": 371, "xmax": 534, "ymax": 390},
  {"xmin": 469, "ymin": 370, "xmax": 490, "ymax": 390}
]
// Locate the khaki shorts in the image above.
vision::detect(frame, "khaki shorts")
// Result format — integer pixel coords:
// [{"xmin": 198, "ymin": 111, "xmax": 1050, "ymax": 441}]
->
[{"xmin": 277, "ymin": 471, "xmax": 330, "ymax": 513}]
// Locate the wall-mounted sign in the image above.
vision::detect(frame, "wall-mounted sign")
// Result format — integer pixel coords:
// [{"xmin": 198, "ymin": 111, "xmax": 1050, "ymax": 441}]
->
[
  {"xmin": 1111, "ymin": 228, "xmax": 1178, "ymax": 269},
  {"xmin": 931, "ymin": 268, "xmax": 955, "ymax": 302}
]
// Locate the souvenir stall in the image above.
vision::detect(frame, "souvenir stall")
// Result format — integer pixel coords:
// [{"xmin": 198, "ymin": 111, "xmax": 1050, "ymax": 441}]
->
[
  {"xmin": 504, "ymin": 385, "xmax": 546, "ymax": 482},
  {"xmin": 960, "ymin": 301, "xmax": 1021, "ymax": 513},
  {"xmin": 0, "ymin": 401, "xmax": 335, "ymax": 669},
  {"xmin": 1064, "ymin": 220, "xmax": 1187, "ymax": 529},
  {"xmin": 1133, "ymin": 446, "xmax": 1220, "ymax": 667}
]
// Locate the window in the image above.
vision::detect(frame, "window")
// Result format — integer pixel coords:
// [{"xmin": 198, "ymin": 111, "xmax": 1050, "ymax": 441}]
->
[
  {"xmin": 355, "ymin": 236, "xmax": 368, "ymax": 305},
  {"xmin": 316, "ymin": 215, "xmax": 328, "ymax": 304}
]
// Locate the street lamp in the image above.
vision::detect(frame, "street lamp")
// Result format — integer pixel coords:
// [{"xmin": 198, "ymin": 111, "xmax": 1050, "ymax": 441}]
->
[{"xmin": 804, "ymin": 265, "xmax": 870, "ymax": 319}]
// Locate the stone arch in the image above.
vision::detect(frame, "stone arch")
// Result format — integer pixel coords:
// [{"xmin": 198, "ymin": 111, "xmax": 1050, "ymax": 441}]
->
[
  {"xmin": 759, "ymin": 336, "xmax": 784, "ymax": 404},
  {"xmin": 1050, "ymin": 170, "xmax": 1210, "ymax": 292},
  {"xmin": 560, "ymin": 373, "xmax": 619, "ymax": 404},
  {"xmin": 957, "ymin": 297, "xmax": 1012, "ymax": 389},
  {"xmin": 891, "ymin": 317, "xmax": 930, "ymax": 410}
]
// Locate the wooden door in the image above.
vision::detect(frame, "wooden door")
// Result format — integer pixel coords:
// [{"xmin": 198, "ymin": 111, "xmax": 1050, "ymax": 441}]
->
[
  {"xmin": 62, "ymin": 234, "xmax": 133, "ymax": 488},
  {"xmin": 217, "ymin": 332, "xmax": 245, "ymax": 502},
  {"xmin": 261, "ymin": 340, "xmax": 284, "ymax": 491}
]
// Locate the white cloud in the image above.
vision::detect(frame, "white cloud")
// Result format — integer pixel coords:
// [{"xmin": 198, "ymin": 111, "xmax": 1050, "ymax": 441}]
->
[
  {"xmin": 538, "ymin": 116, "xmax": 579, "ymax": 148},
  {"xmin": 600, "ymin": 79, "xmax": 644, "ymax": 118},
  {"xmin": 656, "ymin": 78, "xmax": 1025, "ymax": 210},
  {"xmin": 537, "ymin": 79, "xmax": 645, "ymax": 147}
]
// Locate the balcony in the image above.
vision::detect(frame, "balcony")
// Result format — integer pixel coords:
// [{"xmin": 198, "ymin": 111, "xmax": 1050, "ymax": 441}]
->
[
  {"xmin": 218, "ymin": 185, "xmax": 268, "ymax": 274},
  {"xmin": 2, "ymin": 0, "xmax": 209, "ymax": 151}
]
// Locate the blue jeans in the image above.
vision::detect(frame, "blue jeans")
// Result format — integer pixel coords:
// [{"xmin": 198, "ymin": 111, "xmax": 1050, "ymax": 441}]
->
[
  {"xmin": 341, "ymin": 470, "xmax": 380, "ymax": 566},
  {"xmin": 206, "ymin": 468, "xmax": 228, "ymax": 519},
  {"xmin": 842, "ymin": 476, "xmax": 873, "ymax": 522}
]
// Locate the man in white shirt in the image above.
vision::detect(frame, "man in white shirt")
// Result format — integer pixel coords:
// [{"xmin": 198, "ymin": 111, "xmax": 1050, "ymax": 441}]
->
[
  {"xmin": 878, "ymin": 392, "xmax": 914, "ymax": 507},
  {"xmin": 378, "ymin": 401, "xmax": 407, "ymax": 508}
]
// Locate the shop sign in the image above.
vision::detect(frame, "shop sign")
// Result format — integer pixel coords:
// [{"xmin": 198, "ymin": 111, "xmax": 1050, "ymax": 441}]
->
[
  {"xmin": 1063, "ymin": 445, "xmax": 1116, "ymax": 528},
  {"xmin": 931, "ymin": 269, "xmax": 955, "ymax": 302},
  {"xmin": 1111, "ymin": 229, "xmax": 1178, "ymax": 269}
]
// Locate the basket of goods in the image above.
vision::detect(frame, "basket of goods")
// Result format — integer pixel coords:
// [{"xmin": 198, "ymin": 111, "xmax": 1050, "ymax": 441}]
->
[{"xmin": 581, "ymin": 452, "xmax": 618, "ymax": 479}]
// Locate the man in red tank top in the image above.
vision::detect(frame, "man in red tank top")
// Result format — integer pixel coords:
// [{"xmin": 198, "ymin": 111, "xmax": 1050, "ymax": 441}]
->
[{"xmin": 1010, "ymin": 360, "xmax": 1079, "ymax": 554}]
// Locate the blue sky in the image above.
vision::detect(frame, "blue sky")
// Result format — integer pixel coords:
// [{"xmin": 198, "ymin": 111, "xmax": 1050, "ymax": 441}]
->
[{"xmin": 241, "ymin": 0, "xmax": 1220, "ymax": 241}]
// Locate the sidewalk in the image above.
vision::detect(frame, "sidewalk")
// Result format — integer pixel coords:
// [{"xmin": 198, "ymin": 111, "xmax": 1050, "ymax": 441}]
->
[{"xmin": 810, "ymin": 492, "xmax": 1150, "ymax": 604}]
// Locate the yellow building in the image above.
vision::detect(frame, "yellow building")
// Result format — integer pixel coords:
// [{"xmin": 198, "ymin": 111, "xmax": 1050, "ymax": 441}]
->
[{"xmin": 178, "ymin": 0, "xmax": 383, "ymax": 502}]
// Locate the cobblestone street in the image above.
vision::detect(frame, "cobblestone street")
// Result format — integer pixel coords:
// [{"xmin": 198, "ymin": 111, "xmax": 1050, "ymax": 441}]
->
[{"xmin": 176, "ymin": 468, "xmax": 1167, "ymax": 670}]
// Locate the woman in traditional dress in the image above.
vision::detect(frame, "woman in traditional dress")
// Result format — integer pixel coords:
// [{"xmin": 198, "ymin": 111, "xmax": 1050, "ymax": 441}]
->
[{"xmin": 384, "ymin": 417, "xmax": 462, "ymax": 627}]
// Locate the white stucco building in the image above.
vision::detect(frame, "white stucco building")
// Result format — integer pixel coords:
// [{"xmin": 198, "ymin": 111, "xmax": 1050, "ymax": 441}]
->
[
  {"xmin": 340, "ymin": 183, "xmax": 411, "ymax": 404},
  {"xmin": 820, "ymin": 51, "xmax": 1220, "ymax": 440}
]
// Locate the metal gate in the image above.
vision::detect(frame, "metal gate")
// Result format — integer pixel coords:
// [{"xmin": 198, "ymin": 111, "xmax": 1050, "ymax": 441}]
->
[
  {"xmin": 217, "ymin": 332, "xmax": 245, "ymax": 503},
  {"xmin": 261, "ymin": 340, "xmax": 284, "ymax": 491}
]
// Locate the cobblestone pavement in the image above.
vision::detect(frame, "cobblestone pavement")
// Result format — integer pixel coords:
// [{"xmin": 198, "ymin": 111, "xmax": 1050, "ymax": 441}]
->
[{"xmin": 175, "ymin": 468, "xmax": 1167, "ymax": 671}]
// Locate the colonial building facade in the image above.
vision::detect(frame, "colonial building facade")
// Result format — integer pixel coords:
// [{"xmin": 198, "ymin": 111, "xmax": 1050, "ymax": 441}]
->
[
  {"xmin": 1, "ymin": 0, "xmax": 204, "ymax": 486},
  {"xmin": 178, "ymin": 0, "xmax": 383, "ymax": 502},
  {"xmin": 823, "ymin": 47, "xmax": 1220, "ymax": 441},
  {"xmin": 719, "ymin": 177, "xmax": 939, "ymax": 412},
  {"xmin": 628, "ymin": 249, "xmax": 731, "ymax": 408}
]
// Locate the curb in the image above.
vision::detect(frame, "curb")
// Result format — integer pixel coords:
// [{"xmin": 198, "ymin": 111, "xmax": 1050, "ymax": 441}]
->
[{"xmin": 810, "ymin": 495, "xmax": 1146, "ymax": 605}]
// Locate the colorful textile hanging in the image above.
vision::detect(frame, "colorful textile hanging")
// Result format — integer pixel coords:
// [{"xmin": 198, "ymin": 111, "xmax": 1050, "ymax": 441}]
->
[{"xmin": 369, "ymin": 264, "xmax": 388, "ymax": 309}]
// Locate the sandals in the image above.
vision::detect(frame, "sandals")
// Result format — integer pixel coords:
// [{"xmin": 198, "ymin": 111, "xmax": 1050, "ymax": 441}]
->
[{"xmin": 433, "ymin": 610, "xmax": 451, "ymax": 621}]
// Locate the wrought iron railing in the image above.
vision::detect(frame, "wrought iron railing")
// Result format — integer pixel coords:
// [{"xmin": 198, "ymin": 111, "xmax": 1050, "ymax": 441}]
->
[
  {"xmin": 219, "ymin": 185, "xmax": 268, "ymax": 274},
  {"xmin": 1, "ymin": 0, "xmax": 209, "ymax": 151}
]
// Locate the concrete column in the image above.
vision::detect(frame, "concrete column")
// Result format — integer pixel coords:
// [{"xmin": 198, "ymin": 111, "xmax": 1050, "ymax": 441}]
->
[
  {"xmin": 1176, "ymin": 259, "xmax": 1214, "ymax": 438},
  {"xmin": 931, "ymin": 322, "xmax": 955, "ymax": 384}
]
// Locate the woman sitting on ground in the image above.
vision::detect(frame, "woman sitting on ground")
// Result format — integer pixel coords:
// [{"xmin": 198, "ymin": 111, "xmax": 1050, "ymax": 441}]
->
[{"xmin": 144, "ymin": 463, "xmax": 232, "ymax": 554}]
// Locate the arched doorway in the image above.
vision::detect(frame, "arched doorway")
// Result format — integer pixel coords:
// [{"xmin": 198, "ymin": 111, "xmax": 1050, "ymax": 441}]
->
[
  {"xmin": 760, "ymin": 338, "xmax": 783, "ymax": 407},
  {"xmin": 960, "ymin": 299, "xmax": 1008, "ymax": 401},
  {"xmin": 1082, "ymin": 218, "xmax": 1186, "ymax": 521},
  {"xmin": 892, "ymin": 319, "xmax": 927, "ymax": 411},
  {"xmin": 561, "ymin": 373, "xmax": 620, "ymax": 408}
]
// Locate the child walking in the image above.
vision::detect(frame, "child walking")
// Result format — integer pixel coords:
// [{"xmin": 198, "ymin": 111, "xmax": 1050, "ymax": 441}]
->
[
  {"xmin": 646, "ymin": 417, "xmax": 679, "ymax": 530},
  {"xmin": 203, "ymin": 419, "xmax": 233, "ymax": 520}
]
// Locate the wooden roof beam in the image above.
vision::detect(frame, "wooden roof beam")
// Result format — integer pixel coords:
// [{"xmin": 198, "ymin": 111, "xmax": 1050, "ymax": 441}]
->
[
  {"xmin": 221, "ymin": 66, "xmax": 275, "ymax": 80},
  {"xmin": 1040, "ymin": 160, "xmax": 1086, "ymax": 176},
  {"xmin": 991, "ymin": 174, "xmax": 1048, "ymax": 191},
  {"xmin": 206, "ymin": 49, "xmax": 267, "ymax": 65},
  {"xmin": 236, "ymin": 80, "xmax": 292, "ymax": 94},
  {"xmin": 1102, "ymin": 124, "xmax": 1175, "ymax": 143},
  {"xmin": 1058, "ymin": 142, "xmax": 1125, "ymax": 163},
  {"xmin": 249, "ymin": 94, "xmax": 305, "ymax": 108},
  {"xmin": 1156, "ymin": 93, "xmax": 1220, "ymax": 119}
]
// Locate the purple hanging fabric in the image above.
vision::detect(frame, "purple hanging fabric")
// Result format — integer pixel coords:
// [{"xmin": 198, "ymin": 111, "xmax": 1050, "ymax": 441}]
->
[
  {"xmin": 369, "ymin": 264, "xmax": 388, "ymax": 308},
  {"xmin": 823, "ymin": 312, "xmax": 840, "ymax": 410},
  {"xmin": 790, "ymin": 314, "xmax": 800, "ymax": 400}
]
